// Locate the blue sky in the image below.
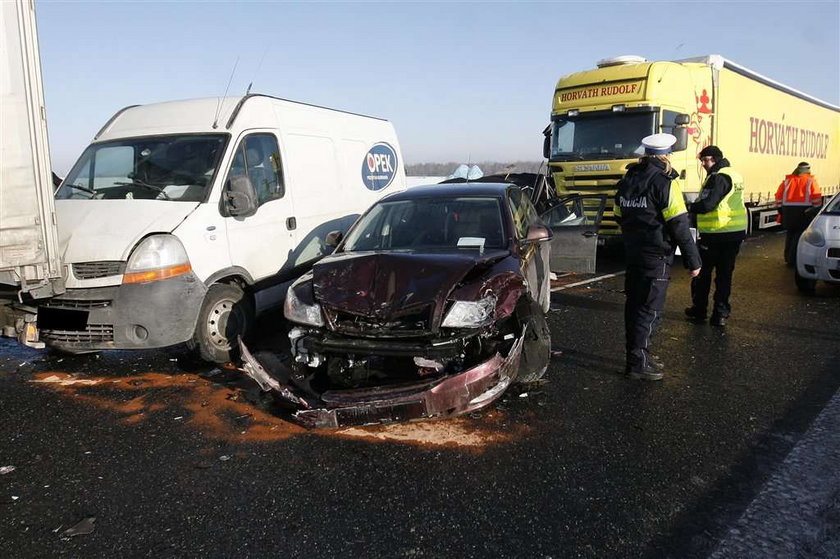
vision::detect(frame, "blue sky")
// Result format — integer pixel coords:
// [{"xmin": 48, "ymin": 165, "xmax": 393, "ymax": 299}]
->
[{"xmin": 37, "ymin": 1, "xmax": 839, "ymax": 173}]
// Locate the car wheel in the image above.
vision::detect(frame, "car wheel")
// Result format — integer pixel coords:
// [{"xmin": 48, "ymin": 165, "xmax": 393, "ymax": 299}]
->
[
  {"xmin": 189, "ymin": 283, "xmax": 254, "ymax": 363},
  {"xmin": 516, "ymin": 306, "xmax": 551, "ymax": 384},
  {"xmin": 794, "ymin": 270, "xmax": 817, "ymax": 294}
]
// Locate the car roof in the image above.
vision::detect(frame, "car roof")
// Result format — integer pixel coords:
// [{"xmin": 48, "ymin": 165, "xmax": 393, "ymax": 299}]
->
[{"xmin": 383, "ymin": 182, "xmax": 511, "ymax": 201}]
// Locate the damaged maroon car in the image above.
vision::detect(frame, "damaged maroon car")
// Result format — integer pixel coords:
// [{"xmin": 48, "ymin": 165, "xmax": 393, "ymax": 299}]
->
[{"xmin": 240, "ymin": 183, "xmax": 553, "ymax": 428}]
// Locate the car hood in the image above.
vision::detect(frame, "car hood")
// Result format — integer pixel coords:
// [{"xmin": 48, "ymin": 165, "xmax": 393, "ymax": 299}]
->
[
  {"xmin": 312, "ymin": 250, "xmax": 509, "ymax": 323},
  {"xmin": 55, "ymin": 200, "xmax": 199, "ymax": 263}
]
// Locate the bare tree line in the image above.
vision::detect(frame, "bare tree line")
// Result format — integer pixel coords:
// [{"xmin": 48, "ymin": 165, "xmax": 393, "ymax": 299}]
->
[{"xmin": 405, "ymin": 161, "xmax": 546, "ymax": 176}]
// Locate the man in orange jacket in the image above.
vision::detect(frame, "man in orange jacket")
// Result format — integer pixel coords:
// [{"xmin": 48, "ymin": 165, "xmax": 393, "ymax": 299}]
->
[{"xmin": 775, "ymin": 162, "xmax": 822, "ymax": 266}]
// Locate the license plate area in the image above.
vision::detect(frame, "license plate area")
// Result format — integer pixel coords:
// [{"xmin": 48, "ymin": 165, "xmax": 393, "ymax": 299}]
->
[{"xmin": 37, "ymin": 307, "xmax": 89, "ymax": 331}]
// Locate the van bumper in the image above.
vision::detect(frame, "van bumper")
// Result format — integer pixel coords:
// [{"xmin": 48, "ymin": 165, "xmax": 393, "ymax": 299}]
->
[{"xmin": 36, "ymin": 273, "xmax": 207, "ymax": 351}]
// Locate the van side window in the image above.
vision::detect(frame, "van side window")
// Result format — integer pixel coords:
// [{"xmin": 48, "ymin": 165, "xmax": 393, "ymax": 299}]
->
[{"xmin": 226, "ymin": 134, "xmax": 285, "ymax": 205}]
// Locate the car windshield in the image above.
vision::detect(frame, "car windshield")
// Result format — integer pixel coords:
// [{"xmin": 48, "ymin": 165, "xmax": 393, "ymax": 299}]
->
[
  {"xmin": 823, "ymin": 193, "xmax": 840, "ymax": 215},
  {"xmin": 343, "ymin": 196, "xmax": 506, "ymax": 252},
  {"xmin": 550, "ymin": 112, "xmax": 654, "ymax": 161},
  {"xmin": 56, "ymin": 134, "xmax": 228, "ymax": 202}
]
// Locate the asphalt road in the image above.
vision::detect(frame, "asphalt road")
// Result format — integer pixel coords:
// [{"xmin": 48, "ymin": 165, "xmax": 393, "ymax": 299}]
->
[{"xmin": 1, "ymin": 232, "xmax": 838, "ymax": 557}]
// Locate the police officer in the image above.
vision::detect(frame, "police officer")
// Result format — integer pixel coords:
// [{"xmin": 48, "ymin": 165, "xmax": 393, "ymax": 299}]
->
[
  {"xmin": 615, "ymin": 134, "xmax": 701, "ymax": 381},
  {"xmin": 685, "ymin": 145, "xmax": 748, "ymax": 327}
]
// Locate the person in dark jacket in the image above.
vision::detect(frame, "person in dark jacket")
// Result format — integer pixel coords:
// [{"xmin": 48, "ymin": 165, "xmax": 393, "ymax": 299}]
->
[
  {"xmin": 685, "ymin": 145, "xmax": 748, "ymax": 327},
  {"xmin": 615, "ymin": 133, "xmax": 702, "ymax": 381}
]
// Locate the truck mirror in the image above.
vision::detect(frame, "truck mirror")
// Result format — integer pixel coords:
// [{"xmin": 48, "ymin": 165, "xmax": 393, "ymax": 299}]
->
[
  {"xmin": 226, "ymin": 176, "xmax": 258, "ymax": 217},
  {"xmin": 543, "ymin": 135, "xmax": 551, "ymax": 159},
  {"xmin": 325, "ymin": 230, "xmax": 344, "ymax": 248},
  {"xmin": 675, "ymin": 113, "xmax": 690, "ymax": 125},
  {"xmin": 673, "ymin": 127, "xmax": 689, "ymax": 152}
]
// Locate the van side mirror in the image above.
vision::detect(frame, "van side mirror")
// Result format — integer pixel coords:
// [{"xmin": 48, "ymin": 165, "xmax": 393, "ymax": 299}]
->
[
  {"xmin": 673, "ymin": 126, "xmax": 689, "ymax": 152},
  {"xmin": 325, "ymin": 230, "xmax": 344, "ymax": 248},
  {"xmin": 226, "ymin": 176, "xmax": 258, "ymax": 217}
]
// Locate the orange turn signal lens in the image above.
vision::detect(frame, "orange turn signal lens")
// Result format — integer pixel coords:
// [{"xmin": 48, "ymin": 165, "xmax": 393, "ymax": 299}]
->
[{"xmin": 122, "ymin": 263, "xmax": 192, "ymax": 285}]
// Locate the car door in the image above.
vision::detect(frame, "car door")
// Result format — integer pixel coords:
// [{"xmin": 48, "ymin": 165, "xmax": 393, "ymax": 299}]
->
[
  {"xmin": 541, "ymin": 194, "xmax": 607, "ymax": 273},
  {"xmin": 508, "ymin": 188, "xmax": 551, "ymax": 312}
]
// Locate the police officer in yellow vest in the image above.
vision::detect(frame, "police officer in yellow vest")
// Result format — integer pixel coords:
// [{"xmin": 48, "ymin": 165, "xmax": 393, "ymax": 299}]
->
[{"xmin": 685, "ymin": 145, "xmax": 748, "ymax": 327}]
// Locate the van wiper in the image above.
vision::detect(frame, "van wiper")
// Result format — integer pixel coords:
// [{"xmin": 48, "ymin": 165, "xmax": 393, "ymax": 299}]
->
[
  {"xmin": 114, "ymin": 180, "xmax": 171, "ymax": 200},
  {"xmin": 64, "ymin": 183, "xmax": 97, "ymax": 196}
]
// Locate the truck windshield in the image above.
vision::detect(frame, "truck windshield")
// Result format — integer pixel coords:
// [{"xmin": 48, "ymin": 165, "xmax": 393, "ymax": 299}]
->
[
  {"xmin": 550, "ymin": 112, "xmax": 655, "ymax": 161},
  {"xmin": 56, "ymin": 134, "xmax": 228, "ymax": 202}
]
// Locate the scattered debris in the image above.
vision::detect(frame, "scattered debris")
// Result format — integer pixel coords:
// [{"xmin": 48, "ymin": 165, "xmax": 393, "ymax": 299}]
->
[
  {"xmin": 219, "ymin": 455, "xmax": 231, "ymax": 461},
  {"xmin": 62, "ymin": 517, "xmax": 95, "ymax": 538},
  {"xmin": 173, "ymin": 416, "xmax": 184, "ymax": 421},
  {"xmin": 11, "ymin": 496, "xmax": 20, "ymax": 501},
  {"xmin": 550, "ymin": 349, "xmax": 564, "ymax": 358},
  {"xmin": 0, "ymin": 466, "xmax": 15, "ymax": 475},
  {"xmin": 519, "ymin": 393, "xmax": 529, "ymax": 398},
  {"xmin": 29, "ymin": 375, "xmax": 101, "ymax": 387}
]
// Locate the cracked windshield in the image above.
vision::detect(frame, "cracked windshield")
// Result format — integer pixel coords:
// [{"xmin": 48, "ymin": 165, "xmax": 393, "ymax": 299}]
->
[{"xmin": 55, "ymin": 134, "xmax": 227, "ymax": 201}]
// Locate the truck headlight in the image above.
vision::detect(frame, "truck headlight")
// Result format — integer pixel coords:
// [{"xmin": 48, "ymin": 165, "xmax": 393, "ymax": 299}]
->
[
  {"xmin": 442, "ymin": 294, "xmax": 497, "ymax": 328},
  {"xmin": 284, "ymin": 284, "xmax": 324, "ymax": 327},
  {"xmin": 801, "ymin": 227, "xmax": 825, "ymax": 247},
  {"xmin": 123, "ymin": 234, "xmax": 192, "ymax": 284}
]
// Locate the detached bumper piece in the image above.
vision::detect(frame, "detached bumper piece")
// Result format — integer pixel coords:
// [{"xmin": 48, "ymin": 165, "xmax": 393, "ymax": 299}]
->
[{"xmin": 239, "ymin": 333, "xmax": 524, "ymax": 429}]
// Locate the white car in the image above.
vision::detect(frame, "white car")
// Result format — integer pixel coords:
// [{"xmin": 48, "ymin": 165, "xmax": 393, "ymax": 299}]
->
[{"xmin": 796, "ymin": 193, "xmax": 840, "ymax": 292}]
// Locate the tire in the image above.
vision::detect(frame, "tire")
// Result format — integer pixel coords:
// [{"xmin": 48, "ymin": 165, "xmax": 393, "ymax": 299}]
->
[
  {"xmin": 189, "ymin": 283, "xmax": 254, "ymax": 363},
  {"xmin": 515, "ymin": 305, "xmax": 551, "ymax": 384},
  {"xmin": 794, "ymin": 271, "xmax": 817, "ymax": 294}
]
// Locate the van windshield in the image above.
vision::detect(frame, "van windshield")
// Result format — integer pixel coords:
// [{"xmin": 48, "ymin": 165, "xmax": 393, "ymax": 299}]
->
[
  {"xmin": 56, "ymin": 134, "xmax": 228, "ymax": 202},
  {"xmin": 550, "ymin": 112, "xmax": 654, "ymax": 161}
]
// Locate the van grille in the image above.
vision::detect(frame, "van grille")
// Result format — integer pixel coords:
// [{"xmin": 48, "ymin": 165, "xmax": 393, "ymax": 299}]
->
[
  {"xmin": 41, "ymin": 324, "xmax": 114, "ymax": 344},
  {"xmin": 73, "ymin": 261, "xmax": 125, "ymax": 279},
  {"xmin": 827, "ymin": 248, "xmax": 840, "ymax": 258}
]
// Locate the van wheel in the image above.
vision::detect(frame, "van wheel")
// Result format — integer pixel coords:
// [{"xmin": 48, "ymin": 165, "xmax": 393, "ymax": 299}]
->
[
  {"xmin": 795, "ymin": 271, "xmax": 817, "ymax": 294},
  {"xmin": 190, "ymin": 283, "xmax": 254, "ymax": 363}
]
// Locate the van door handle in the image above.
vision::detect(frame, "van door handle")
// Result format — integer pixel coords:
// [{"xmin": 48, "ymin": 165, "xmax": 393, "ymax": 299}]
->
[
  {"xmin": 582, "ymin": 231, "xmax": 597, "ymax": 238},
  {"xmin": 286, "ymin": 217, "xmax": 297, "ymax": 230}
]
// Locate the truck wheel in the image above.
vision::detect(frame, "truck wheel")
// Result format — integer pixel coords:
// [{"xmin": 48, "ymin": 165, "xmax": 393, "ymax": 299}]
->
[
  {"xmin": 794, "ymin": 271, "xmax": 817, "ymax": 294},
  {"xmin": 190, "ymin": 283, "xmax": 254, "ymax": 363}
]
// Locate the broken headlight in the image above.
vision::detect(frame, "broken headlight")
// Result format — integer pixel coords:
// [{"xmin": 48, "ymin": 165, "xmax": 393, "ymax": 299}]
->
[
  {"xmin": 284, "ymin": 283, "xmax": 324, "ymax": 327},
  {"xmin": 441, "ymin": 294, "xmax": 497, "ymax": 328}
]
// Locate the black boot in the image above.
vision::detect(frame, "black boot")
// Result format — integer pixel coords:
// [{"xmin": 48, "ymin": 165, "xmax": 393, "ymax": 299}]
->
[
  {"xmin": 685, "ymin": 307, "xmax": 707, "ymax": 322},
  {"xmin": 627, "ymin": 364, "xmax": 664, "ymax": 381}
]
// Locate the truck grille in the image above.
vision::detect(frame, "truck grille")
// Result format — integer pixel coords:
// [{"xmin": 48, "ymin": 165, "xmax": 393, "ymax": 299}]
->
[
  {"xmin": 72, "ymin": 261, "xmax": 125, "ymax": 279},
  {"xmin": 40, "ymin": 299, "xmax": 112, "ymax": 309},
  {"xmin": 41, "ymin": 324, "xmax": 114, "ymax": 344},
  {"xmin": 558, "ymin": 175, "xmax": 623, "ymax": 235}
]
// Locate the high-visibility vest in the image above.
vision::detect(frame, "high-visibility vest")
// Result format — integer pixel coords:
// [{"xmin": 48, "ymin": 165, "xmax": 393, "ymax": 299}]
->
[
  {"xmin": 696, "ymin": 167, "xmax": 748, "ymax": 234},
  {"xmin": 777, "ymin": 174, "xmax": 822, "ymax": 206}
]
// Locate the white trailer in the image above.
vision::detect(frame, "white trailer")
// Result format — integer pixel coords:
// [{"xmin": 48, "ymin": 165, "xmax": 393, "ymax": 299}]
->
[{"xmin": 0, "ymin": 0, "xmax": 63, "ymax": 346}]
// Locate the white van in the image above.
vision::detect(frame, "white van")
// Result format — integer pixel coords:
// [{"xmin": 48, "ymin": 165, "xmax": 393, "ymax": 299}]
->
[{"xmin": 43, "ymin": 94, "xmax": 405, "ymax": 361}]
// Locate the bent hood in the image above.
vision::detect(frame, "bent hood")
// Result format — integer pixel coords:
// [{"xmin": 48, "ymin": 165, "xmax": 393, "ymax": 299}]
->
[
  {"xmin": 55, "ymin": 200, "xmax": 199, "ymax": 263},
  {"xmin": 312, "ymin": 250, "xmax": 509, "ymax": 323}
]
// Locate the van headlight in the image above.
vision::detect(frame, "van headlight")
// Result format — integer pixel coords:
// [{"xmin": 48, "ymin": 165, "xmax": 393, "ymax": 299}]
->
[
  {"xmin": 284, "ymin": 283, "xmax": 324, "ymax": 327},
  {"xmin": 442, "ymin": 294, "xmax": 497, "ymax": 328},
  {"xmin": 123, "ymin": 234, "xmax": 192, "ymax": 284},
  {"xmin": 801, "ymin": 227, "xmax": 825, "ymax": 247}
]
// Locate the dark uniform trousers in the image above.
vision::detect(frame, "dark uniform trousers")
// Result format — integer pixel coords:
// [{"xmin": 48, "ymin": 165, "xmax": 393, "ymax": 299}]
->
[
  {"xmin": 781, "ymin": 206, "xmax": 809, "ymax": 265},
  {"xmin": 691, "ymin": 240, "xmax": 742, "ymax": 318},
  {"xmin": 625, "ymin": 259, "xmax": 670, "ymax": 371}
]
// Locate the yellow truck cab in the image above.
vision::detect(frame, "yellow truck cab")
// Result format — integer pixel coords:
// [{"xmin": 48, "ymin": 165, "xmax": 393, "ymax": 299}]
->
[{"xmin": 545, "ymin": 55, "xmax": 840, "ymax": 242}]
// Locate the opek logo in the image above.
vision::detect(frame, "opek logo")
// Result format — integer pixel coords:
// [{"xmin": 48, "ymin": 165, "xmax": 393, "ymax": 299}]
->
[{"xmin": 361, "ymin": 142, "xmax": 398, "ymax": 191}]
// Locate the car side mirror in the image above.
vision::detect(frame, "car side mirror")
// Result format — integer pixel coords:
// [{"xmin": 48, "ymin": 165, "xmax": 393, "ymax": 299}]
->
[
  {"xmin": 226, "ymin": 176, "xmax": 258, "ymax": 217},
  {"xmin": 673, "ymin": 126, "xmax": 688, "ymax": 152},
  {"xmin": 525, "ymin": 224, "xmax": 552, "ymax": 243},
  {"xmin": 325, "ymin": 230, "xmax": 344, "ymax": 248}
]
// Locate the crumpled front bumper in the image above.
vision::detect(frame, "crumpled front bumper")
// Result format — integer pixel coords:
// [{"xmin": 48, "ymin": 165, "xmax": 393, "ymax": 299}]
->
[{"xmin": 238, "ymin": 333, "xmax": 524, "ymax": 429}]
